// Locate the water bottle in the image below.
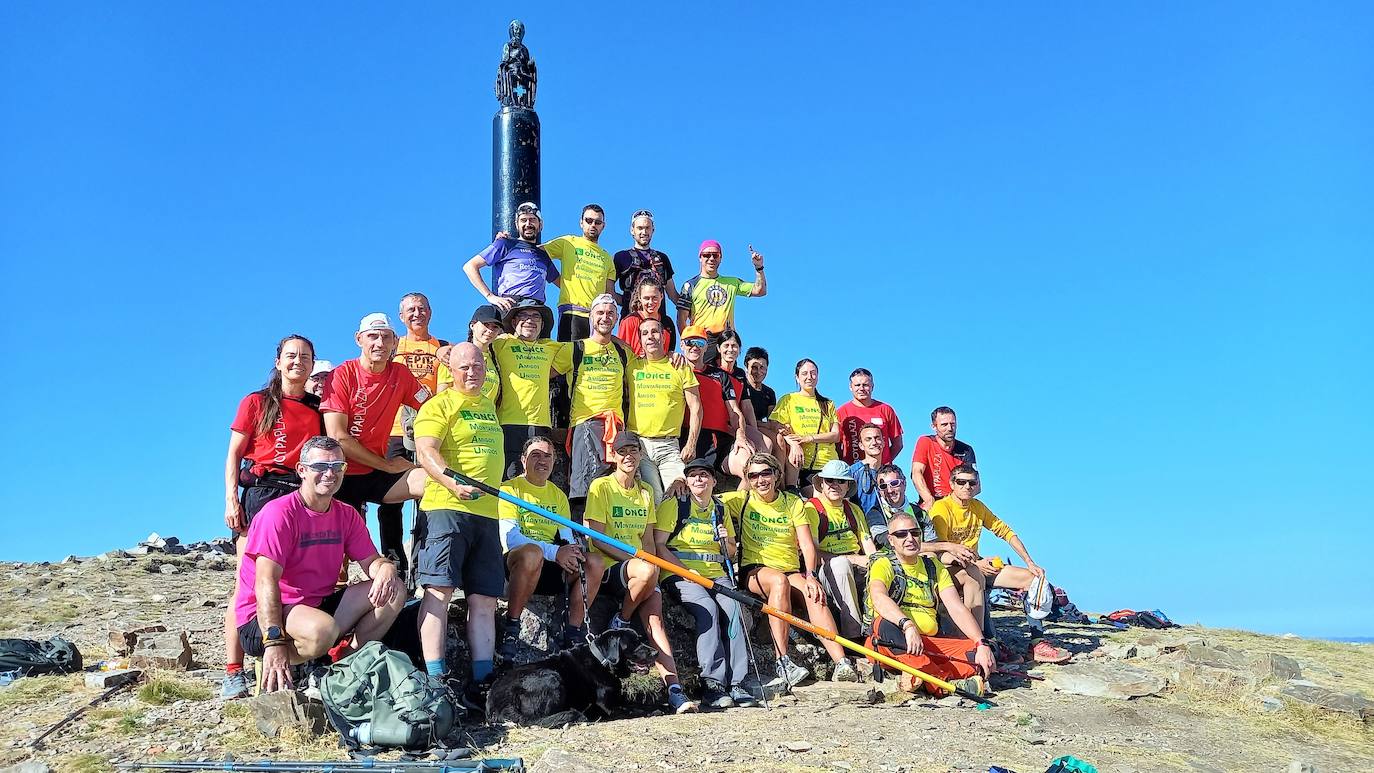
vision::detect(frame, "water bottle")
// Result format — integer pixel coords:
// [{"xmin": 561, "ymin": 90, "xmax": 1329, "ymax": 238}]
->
[
  {"xmin": 351, "ymin": 721, "xmax": 372, "ymax": 746},
  {"xmin": 95, "ymin": 659, "xmax": 128, "ymax": 671}
]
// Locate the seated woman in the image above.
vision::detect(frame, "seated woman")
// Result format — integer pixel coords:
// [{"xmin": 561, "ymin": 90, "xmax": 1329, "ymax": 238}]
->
[
  {"xmin": 864, "ymin": 511, "xmax": 996, "ymax": 697},
  {"xmin": 769, "ymin": 358, "xmax": 841, "ymax": 493},
  {"xmin": 653, "ymin": 458, "xmax": 759, "ymax": 710},
  {"xmin": 716, "ymin": 332, "xmax": 774, "ymax": 476},
  {"xmin": 724, "ymin": 452, "xmax": 860, "ymax": 686},
  {"xmin": 803, "ymin": 459, "xmax": 878, "ymax": 641}
]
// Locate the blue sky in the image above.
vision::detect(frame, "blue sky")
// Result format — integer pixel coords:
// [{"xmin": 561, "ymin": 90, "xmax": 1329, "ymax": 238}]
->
[{"xmin": 2, "ymin": 2, "xmax": 1370, "ymax": 637}]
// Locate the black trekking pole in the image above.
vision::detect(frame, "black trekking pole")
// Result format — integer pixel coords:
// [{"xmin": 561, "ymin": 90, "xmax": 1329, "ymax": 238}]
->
[
  {"xmin": 709, "ymin": 500, "xmax": 770, "ymax": 710},
  {"xmin": 117, "ymin": 759, "xmax": 524, "ymax": 772}
]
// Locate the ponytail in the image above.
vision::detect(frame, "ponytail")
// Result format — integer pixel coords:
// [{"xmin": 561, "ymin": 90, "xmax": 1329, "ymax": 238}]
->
[{"xmin": 255, "ymin": 334, "xmax": 315, "ymax": 437}]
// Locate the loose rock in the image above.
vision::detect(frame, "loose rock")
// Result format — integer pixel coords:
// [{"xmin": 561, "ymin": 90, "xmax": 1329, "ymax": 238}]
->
[{"xmin": 1041, "ymin": 662, "xmax": 1166, "ymax": 699}]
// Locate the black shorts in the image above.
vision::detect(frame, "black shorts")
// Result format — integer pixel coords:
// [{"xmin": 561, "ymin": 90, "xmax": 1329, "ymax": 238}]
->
[
  {"xmin": 681, "ymin": 428, "xmax": 733, "ymax": 474},
  {"xmin": 385, "ymin": 436, "xmax": 413, "ymax": 462},
  {"xmin": 237, "ymin": 586, "xmax": 346, "ymax": 658},
  {"xmin": 798, "ymin": 468, "xmax": 821, "ymax": 489},
  {"xmin": 556, "ymin": 312, "xmax": 591, "ymax": 343},
  {"xmin": 601, "ymin": 560, "xmax": 633, "ymax": 600},
  {"xmin": 239, "ymin": 483, "xmax": 295, "ymax": 529},
  {"xmin": 569, "ymin": 419, "xmax": 610, "ymax": 499},
  {"xmin": 336, "ymin": 468, "xmax": 408, "ymax": 514},
  {"xmin": 413, "ymin": 509, "xmax": 505, "ymax": 597},
  {"xmin": 502, "ymin": 424, "xmax": 554, "ymax": 480},
  {"xmin": 506, "ymin": 556, "xmax": 571, "ymax": 597}
]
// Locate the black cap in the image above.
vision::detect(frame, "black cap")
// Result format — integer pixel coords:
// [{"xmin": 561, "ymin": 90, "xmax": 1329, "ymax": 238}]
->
[
  {"xmin": 611, "ymin": 430, "xmax": 641, "ymax": 451},
  {"xmin": 470, "ymin": 304, "xmax": 503, "ymax": 326},
  {"xmin": 683, "ymin": 458, "xmax": 716, "ymax": 476}
]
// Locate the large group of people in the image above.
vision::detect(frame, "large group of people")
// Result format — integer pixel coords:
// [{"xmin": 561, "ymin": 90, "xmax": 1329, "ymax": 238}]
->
[{"xmin": 220, "ymin": 203, "xmax": 1069, "ymax": 715}]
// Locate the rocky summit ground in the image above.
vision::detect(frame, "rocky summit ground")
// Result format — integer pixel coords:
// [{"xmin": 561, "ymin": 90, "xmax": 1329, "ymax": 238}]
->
[{"xmin": 0, "ymin": 538, "xmax": 1371, "ymax": 773}]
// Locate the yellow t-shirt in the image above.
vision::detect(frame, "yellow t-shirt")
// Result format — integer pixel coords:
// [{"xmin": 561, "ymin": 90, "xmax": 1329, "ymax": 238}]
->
[
  {"xmin": 390, "ymin": 335, "xmax": 445, "ymax": 436},
  {"xmin": 628, "ymin": 357, "xmax": 697, "ymax": 438},
  {"xmin": 929, "ymin": 496, "xmax": 1015, "ymax": 553},
  {"xmin": 499, "ymin": 475, "xmax": 570, "ymax": 546},
  {"xmin": 866, "ymin": 554, "xmax": 954, "ymax": 636},
  {"xmin": 413, "ymin": 389, "xmax": 502, "ymax": 518},
  {"xmin": 583, "ymin": 475, "xmax": 656, "ymax": 565},
  {"xmin": 770, "ymin": 392, "xmax": 839, "ymax": 470},
  {"xmin": 435, "ymin": 347, "xmax": 500, "ymax": 404},
  {"xmin": 654, "ymin": 496, "xmax": 734, "ymax": 581},
  {"xmin": 804, "ymin": 498, "xmax": 862, "ymax": 556},
  {"xmin": 545, "ymin": 235, "xmax": 614, "ymax": 315},
  {"xmin": 722, "ymin": 490, "xmax": 809, "ymax": 572},
  {"xmin": 552, "ymin": 339, "xmax": 634, "ymax": 425},
  {"xmin": 491, "ymin": 335, "xmax": 559, "ymax": 427}
]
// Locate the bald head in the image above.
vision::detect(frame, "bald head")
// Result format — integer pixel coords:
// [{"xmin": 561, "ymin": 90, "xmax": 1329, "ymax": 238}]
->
[{"xmin": 450, "ymin": 342, "xmax": 487, "ymax": 395}]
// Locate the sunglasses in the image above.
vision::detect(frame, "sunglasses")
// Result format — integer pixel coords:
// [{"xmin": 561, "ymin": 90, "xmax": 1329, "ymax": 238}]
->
[
  {"xmin": 583, "ymin": 217, "xmax": 604, "ymax": 225},
  {"xmin": 818, "ymin": 478, "xmax": 847, "ymax": 487},
  {"xmin": 952, "ymin": 478, "xmax": 978, "ymax": 487},
  {"xmin": 684, "ymin": 339, "xmax": 707, "ymax": 348},
  {"xmin": 877, "ymin": 480, "xmax": 905, "ymax": 490},
  {"xmin": 303, "ymin": 461, "xmax": 346, "ymax": 473},
  {"xmin": 745, "ymin": 468, "xmax": 777, "ymax": 480},
  {"xmin": 699, "ymin": 252, "xmax": 721, "ymax": 259},
  {"xmin": 889, "ymin": 528, "xmax": 922, "ymax": 541}
]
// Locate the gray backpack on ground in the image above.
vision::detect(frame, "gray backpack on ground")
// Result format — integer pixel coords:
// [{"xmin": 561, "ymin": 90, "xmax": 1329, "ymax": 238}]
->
[{"xmin": 319, "ymin": 641, "xmax": 457, "ymax": 753}]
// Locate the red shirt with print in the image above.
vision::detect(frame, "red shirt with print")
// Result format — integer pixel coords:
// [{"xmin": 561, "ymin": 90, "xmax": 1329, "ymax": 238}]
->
[
  {"xmin": 230, "ymin": 392, "xmax": 323, "ymax": 477},
  {"xmin": 690, "ymin": 366, "xmax": 741, "ymax": 434},
  {"xmin": 910, "ymin": 435, "xmax": 978, "ymax": 498},
  {"xmin": 836, "ymin": 400, "xmax": 904, "ymax": 465},
  {"xmin": 321, "ymin": 359, "xmax": 425, "ymax": 474}
]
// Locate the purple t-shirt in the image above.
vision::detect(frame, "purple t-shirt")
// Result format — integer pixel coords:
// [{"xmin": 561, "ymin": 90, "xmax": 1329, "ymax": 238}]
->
[
  {"xmin": 233, "ymin": 492, "xmax": 378, "ymax": 626},
  {"xmin": 480, "ymin": 238, "xmax": 557, "ymax": 303}
]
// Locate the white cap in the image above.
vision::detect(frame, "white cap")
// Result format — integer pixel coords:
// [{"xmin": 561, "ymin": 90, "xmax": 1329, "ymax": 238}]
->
[
  {"xmin": 357, "ymin": 312, "xmax": 394, "ymax": 334},
  {"xmin": 310, "ymin": 360, "xmax": 334, "ymax": 377},
  {"xmin": 590, "ymin": 293, "xmax": 617, "ymax": 310}
]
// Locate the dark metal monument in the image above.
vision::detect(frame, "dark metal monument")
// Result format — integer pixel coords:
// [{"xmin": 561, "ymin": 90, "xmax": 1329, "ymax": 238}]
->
[{"xmin": 492, "ymin": 20, "xmax": 540, "ymax": 239}]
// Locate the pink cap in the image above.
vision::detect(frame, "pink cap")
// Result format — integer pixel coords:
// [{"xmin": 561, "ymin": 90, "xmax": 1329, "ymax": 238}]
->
[{"xmin": 698, "ymin": 239, "xmax": 722, "ymax": 255}]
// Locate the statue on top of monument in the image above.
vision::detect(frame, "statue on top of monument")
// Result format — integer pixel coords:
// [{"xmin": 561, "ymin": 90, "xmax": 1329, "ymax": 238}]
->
[{"xmin": 495, "ymin": 20, "xmax": 537, "ymax": 109}]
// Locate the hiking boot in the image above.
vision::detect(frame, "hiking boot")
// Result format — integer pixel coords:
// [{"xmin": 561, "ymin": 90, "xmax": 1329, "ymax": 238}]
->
[
  {"xmin": 830, "ymin": 657, "xmax": 860, "ymax": 683},
  {"xmin": 1030, "ymin": 639, "xmax": 1072, "ymax": 664},
  {"xmin": 609, "ymin": 613, "xmax": 632, "ymax": 631},
  {"xmin": 701, "ymin": 679, "xmax": 734, "ymax": 710},
  {"xmin": 497, "ymin": 625, "xmax": 521, "ymax": 664},
  {"xmin": 993, "ymin": 639, "xmax": 1025, "ymax": 664},
  {"xmin": 776, "ymin": 655, "xmax": 809, "ymax": 688},
  {"xmin": 561, "ymin": 624, "xmax": 587, "ymax": 650},
  {"xmin": 220, "ymin": 670, "xmax": 250, "ymax": 700},
  {"xmin": 667, "ymin": 685, "xmax": 699, "ymax": 714},
  {"xmin": 951, "ymin": 674, "xmax": 987, "ymax": 698},
  {"xmin": 728, "ymin": 683, "xmax": 759, "ymax": 708}
]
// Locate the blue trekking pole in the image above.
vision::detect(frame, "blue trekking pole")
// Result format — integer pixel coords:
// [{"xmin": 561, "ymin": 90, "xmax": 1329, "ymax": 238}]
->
[{"xmin": 440, "ymin": 469, "xmax": 983, "ymax": 701}]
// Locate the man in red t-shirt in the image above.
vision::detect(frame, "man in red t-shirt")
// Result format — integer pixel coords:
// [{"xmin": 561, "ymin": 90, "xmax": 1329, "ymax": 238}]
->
[
  {"xmin": 836, "ymin": 368, "xmax": 904, "ymax": 465},
  {"xmin": 323, "ymin": 313, "xmax": 431, "ymax": 521},
  {"xmin": 679, "ymin": 325, "xmax": 753, "ymax": 479},
  {"xmin": 909, "ymin": 406, "xmax": 978, "ymax": 512}
]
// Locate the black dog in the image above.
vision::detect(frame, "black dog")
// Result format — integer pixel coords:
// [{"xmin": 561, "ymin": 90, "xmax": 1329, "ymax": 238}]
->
[{"xmin": 485, "ymin": 628, "xmax": 657, "ymax": 725}]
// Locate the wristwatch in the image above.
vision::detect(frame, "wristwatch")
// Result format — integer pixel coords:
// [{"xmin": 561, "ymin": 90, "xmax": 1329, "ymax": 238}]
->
[{"xmin": 264, "ymin": 625, "xmax": 287, "ymax": 644}]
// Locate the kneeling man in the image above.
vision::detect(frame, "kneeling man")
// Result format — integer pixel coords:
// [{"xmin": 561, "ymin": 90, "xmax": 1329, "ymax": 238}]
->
[{"xmin": 234, "ymin": 436, "xmax": 404, "ymax": 693}]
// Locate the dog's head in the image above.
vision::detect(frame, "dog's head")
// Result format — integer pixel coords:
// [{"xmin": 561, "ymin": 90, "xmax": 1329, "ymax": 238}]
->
[{"xmin": 590, "ymin": 628, "xmax": 658, "ymax": 676}]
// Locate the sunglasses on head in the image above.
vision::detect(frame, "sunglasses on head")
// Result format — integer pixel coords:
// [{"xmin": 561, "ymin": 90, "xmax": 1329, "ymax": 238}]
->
[
  {"xmin": 889, "ymin": 528, "xmax": 922, "ymax": 541},
  {"xmin": 745, "ymin": 468, "xmax": 776, "ymax": 480},
  {"xmin": 952, "ymin": 478, "xmax": 978, "ymax": 487},
  {"xmin": 632, "ymin": 209, "xmax": 654, "ymax": 220},
  {"xmin": 303, "ymin": 461, "xmax": 345, "ymax": 473}
]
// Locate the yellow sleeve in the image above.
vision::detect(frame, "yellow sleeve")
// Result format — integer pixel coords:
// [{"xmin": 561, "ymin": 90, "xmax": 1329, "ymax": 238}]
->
[
  {"xmin": 413, "ymin": 395, "xmax": 448, "ymax": 440},
  {"xmin": 550, "ymin": 341, "xmax": 572, "ymax": 375},
  {"xmin": 869, "ymin": 557, "xmax": 895, "ymax": 591},
  {"xmin": 498, "ymin": 484, "xmax": 519, "ymax": 521},
  {"xmin": 768, "ymin": 394, "xmax": 791, "ymax": 426},
  {"xmin": 801, "ymin": 501, "xmax": 822, "ymax": 532},
  {"xmin": 676, "ymin": 362, "xmax": 695, "ymax": 391},
  {"xmin": 544, "ymin": 236, "xmax": 570, "ymax": 262},
  {"xmin": 929, "ymin": 499, "xmax": 952, "ymax": 541},
  {"xmin": 654, "ymin": 498, "xmax": 678, "ymax": 534},
  {"xmin": 787, "ymin": 496, "xmax": 810, "ymax": 527},
  {"xmin": 976, "ymin": 501, "xmax": 1015, "ymax": 541},
  {"xmin": 436, "ymin": 362, "xmax": 453, "ymax": 387},
  {"xmin": 932, "ymin": 560, "xmax": 955, "ymax": 591},
  {"xmin": 719, "ymin": 490, "xmax": 744, "ymax": 527},
  {"xmin": 583, "ymin": 479, "xmax": 609, "ymax": 526},
  {"xmin": 822, "ymin": 400, "xmax": 838, "ymax": 430}
]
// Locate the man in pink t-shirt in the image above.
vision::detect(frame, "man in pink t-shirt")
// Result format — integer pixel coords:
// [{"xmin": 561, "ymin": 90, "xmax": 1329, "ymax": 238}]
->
[
  {"xmin": 323, "ymin": 313, "xmax": 431, "ymax": 524},
  {"xmin": 234, "ymin": 435, "xmax": 404, "ymax": 693},
  {"xmin": 836, "ymin": 368, "xmax": 904, "ymax": 465}
]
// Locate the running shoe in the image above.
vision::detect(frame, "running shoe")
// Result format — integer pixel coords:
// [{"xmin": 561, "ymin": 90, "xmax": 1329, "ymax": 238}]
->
[
  {"xmin": 1030, "ymin": 639, "xmax": 1072, "ymax": 664},
  {"xmin": 667, "ymin": 685, "xmax": 699, "ymax": 714}
]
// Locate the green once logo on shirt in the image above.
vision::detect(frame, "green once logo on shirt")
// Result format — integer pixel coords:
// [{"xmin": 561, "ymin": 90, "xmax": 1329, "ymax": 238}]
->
[
  {"xmin": 611, "ymin": 505, "xmax": 647, "ymax": 520},
  {"xmin": 458, "ymin": 409, "xmax": 498, "ymax": 422}
]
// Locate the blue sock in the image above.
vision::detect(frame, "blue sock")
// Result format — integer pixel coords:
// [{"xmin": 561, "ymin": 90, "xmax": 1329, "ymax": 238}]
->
[
  {"xmin": 472, "ymin": 659, "xmax": 494, "ymax": 682},
  {"xmin": 425, "ymin": 659, "xmax": 445, "ymax": 678}
]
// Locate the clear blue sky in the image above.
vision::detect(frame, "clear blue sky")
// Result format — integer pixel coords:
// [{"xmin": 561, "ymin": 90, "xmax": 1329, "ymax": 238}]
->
[{"xmin": 3, "ymin": 2, "xmax": 1370, "ymax": 637}]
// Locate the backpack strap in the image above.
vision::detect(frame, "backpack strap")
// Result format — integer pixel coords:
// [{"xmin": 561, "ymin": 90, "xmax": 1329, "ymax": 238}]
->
[
  {"xmin": 667, "ymin": 496, "xmax": 727, "ymax": 566},
  {"xmin": 486, "ymin": 343, "xmax": 503, "ymax": 407},
  {"xmin": 570, "ymin": 339, "xmax": 631, "ymax": 421},
  {"xmin": 806, "ymin": 497, "xmax": 830, "ymax": 543}
]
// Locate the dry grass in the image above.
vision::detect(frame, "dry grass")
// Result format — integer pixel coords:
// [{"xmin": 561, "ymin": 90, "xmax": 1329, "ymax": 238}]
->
[
  {"xmin": 0, "ymin": 674, "xmax": 82, "ymax": 710},
  {"xmin": 136, "ymin": 677, "xmax": 211, "ymax": 705},
  {"xmin": 56, "ymin": 752, "xmax": 113, "ymax": 773}
]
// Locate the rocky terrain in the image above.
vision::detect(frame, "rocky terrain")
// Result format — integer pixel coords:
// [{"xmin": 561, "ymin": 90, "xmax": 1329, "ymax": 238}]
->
[{"xmin": 0, "ymin": 536, "xmax": 1370, "ymax": 772}]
